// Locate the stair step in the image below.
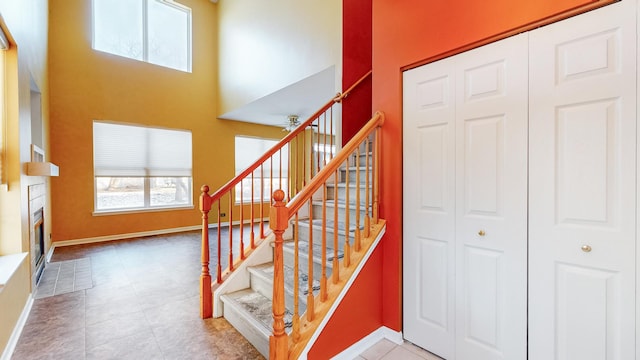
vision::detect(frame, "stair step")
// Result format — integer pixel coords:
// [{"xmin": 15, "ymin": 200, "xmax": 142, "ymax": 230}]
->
[
  {"xmin": 221, "ymin": 289, "xmax": 293, "ymax": 357},
  {"xmin": 283, "ymin": 238, "xmax": 344, "ymax": 282},
  {"xmin": 325, "ymin": 183, "xmax": 372, "ymax": 205},
  {"xmin": 340, "ymin": 166, "xmax": 371, "ymax": 184},
  {"xmin": 248, "ymin": 262, "xmax": 318, "ymax": 314}
]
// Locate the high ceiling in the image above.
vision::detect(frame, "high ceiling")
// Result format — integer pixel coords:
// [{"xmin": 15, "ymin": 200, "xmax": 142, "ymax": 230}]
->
[{"xmin": 218, "ymin": 66, "xmax": 336, "ymax": 130}]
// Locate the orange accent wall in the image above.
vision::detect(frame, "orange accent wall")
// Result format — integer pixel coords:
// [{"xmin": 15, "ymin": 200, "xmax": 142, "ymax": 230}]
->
[
  {"xmin": 312, "ymin": 0, "xmax": 603, "ymax": 358},
  {"xmin": 48, "ymin": 0, "xmax": 284, "ymax": 242}
]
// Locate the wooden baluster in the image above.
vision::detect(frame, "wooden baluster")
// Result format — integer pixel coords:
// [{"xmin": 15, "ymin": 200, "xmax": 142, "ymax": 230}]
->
[
  {"xmin": 199, "ymin": 185, "xmax": 213, "ymax": 319},
  {"xmin": 250, "ymin": 171, "xmax": 255, "ymax": 249},
  {"xmin": 343, "ymin": 157, "xmax": 351, "ymax": 268},
  {"xmin": 294, "ymin": 136, "xmax": 299, "ymax": 197},
  {"xmin": 364, "ymin": 137, "xmax": 371, "ymax": 238},
  {"xmin": 329, "ymin": 106, "xmax": 334, "ymax": 161},
  {"xmin": 228, "ymin": 190, "xmax": 234, "ymax": 271},
  {"xmin": 240, "ymin": 182, "xmax": 245, "ymax": 260},
  {"xmin": 287, "ymin": 144, "xmax": 291, "ymax": 202},
  {"xmin": 332, "ymin": 169, "xmax": 340, "ymax": 284},
  {"xmin": 315, "ymin": 120, "xmax": 320, "ymax": 174},
  {"xmin": 320, "ymin": 182, "xmax": 328, "ymax": 302},
  {"xmin": 354, "ymin": 147, "xmax": 361, "ymax": 252},
  {"xmin": 269, "ymin": 190, "xmax": 288, "ymax": 359},
  {"xmin": 216, "ymin": 201, "xmax": 222, "ymax": 283},
  {"xmin": 373, "ymin": 127, "xmax": 380, "ymax": 224},
  {"xmin": 323, "ymin": 113, "xmax": 328, "ymax": 167},
  {"xmin": 302, "ymin": 128, "xmax": 307, "ymax": 186},
  {"xmin": 260, "ymin": 164, "xmax": 265, "ymax": 238},
  {"xmin": 307, "ymin": 199, "xmax": 315, "ymax": 321},
  {"xmin": 292, "ymin": 212, "xmax": 301, "ymax": 342}
]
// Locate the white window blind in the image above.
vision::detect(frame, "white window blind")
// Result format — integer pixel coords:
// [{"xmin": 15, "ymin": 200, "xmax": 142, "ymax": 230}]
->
[
  {"xmin": 235, "ymin": 136, "xmax": 288, "ymax": 174},
  {"xmin": 93, "ymin": 121, "xmax": 192, "ymax": 177}
]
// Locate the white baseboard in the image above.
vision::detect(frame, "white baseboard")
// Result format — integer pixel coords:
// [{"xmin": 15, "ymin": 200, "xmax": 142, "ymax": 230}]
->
[
  {"xmin": 1, "ymin": 294, "xmax": 34, "ymax": 360},
  {"xmin": 51, "ymin": 218, "xmax": 270, "ymax": 249},
  {"xmin": 330, "ymin": 326, "xmax": 403, "ymax": 360}
]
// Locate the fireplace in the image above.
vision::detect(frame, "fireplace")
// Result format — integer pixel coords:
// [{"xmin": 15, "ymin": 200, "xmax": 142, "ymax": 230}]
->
[{"xmin": 29, "ymin": 184, "xmax": 46, "ymax": 287}]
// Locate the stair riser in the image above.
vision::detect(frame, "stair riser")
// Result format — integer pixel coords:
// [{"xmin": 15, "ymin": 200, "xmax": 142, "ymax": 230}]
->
[
  {"xmin": 295, "ymin": 223, "xmax": 358, "ymax": 252},
  {"xmin": 283, "ymin": 247, "xmax": 333, "ymax": 286},
  {"xmin": 249, "ymin": 268, "xmax": 307, "ymax": 315},
  {"xmin": 326, "ymin": 185, "xmax": 372, "ymax": 206},
  {"xmin": 220, "ymin": 298, "xmax": 270, "ymax": 358},
  {"xmin": 340, "ymin": 168, "xmax": 371, "ymax": 184},
  {"xmin": 312, "ymin": 205, "xmax": 371, "ymax": 231},
  {"xmin": 311, "ymin": 204, "xmax": 367, "ymax": 229}
]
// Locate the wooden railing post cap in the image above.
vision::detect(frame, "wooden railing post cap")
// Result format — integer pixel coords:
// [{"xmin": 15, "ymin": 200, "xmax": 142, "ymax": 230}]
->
[
  {"xmin": 201, "ymin": 185, "xmax": 210, "ymax": 194},
  {"xmin": 269, "ymin": 190, "xmax": 288, "ymax": 231},
  {"xmin": 374, "ymin": 111, "xmax": 385, "ymax": 126}
]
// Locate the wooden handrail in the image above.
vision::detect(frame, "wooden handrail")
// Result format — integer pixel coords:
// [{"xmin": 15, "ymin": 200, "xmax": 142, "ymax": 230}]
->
[
  {"xmin": 287, "ymin": 111, "xmax": 384, "ymax": 215},
  {"xmin": 199, "ymin": 70, "xmax": 373, "ymax": 321},
  {"xmin": 269, "ymin": 111, "xmax": 385, "ymax": 359},
  {"xmin": 204, "ymin": 70, "xmax": 373, "ymax": 205}
]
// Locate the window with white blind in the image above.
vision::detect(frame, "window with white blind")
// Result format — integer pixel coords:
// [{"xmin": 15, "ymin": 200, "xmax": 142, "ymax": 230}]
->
[
  {"xmin": 93, "ymin": 121, "xmax": 193, "ymax": 212},
  {"xmin": 92, "ymin": 0, "xmax": 192, "ymax": 72},
  {"xmin": 235, "ymin": 136, "xmax": 288, "ymax": 203}
]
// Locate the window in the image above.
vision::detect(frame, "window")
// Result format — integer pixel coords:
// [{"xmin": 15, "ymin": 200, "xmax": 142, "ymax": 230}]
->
[
  {"xmin": 93, "ymin": 121, "xmax": 193, "ymax": 212},
  {"xmin": 92, "ymin": 0, "xmax": 191, "ymax": 72},
  {"xmin": 235, "ymin": 136, "xmax": 288, "ymax": 203}
]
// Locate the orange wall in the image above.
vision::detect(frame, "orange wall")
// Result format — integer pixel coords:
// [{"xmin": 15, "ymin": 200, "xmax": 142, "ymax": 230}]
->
[
  {"xmin": 312, "ymin": 0, "xmax": 603, "ymax": 358},
  {"xmin": 48, "ymin": 0, "xmax": 284, "ymax": 242}
]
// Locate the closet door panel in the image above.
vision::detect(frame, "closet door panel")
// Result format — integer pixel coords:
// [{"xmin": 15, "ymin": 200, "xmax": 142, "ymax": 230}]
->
[
  {"xmin": 455, "ymin": 33, "xmax": 528, "ymax": 360},
  {"xmin": 529, "ymin": 2, "xmax": 636, "ymax": 359},
  {"xmin": 403, "ymin": 58, "xmax": 456, "ymax": 359}
]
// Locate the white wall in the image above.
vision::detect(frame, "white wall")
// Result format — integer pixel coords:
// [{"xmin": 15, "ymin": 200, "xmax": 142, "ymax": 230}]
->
[{"xmin": 217, "ymin": 0, "xmax": 342, "ymax": 114}]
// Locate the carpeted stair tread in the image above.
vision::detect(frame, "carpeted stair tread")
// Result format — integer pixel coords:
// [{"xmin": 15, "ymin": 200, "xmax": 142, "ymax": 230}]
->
[
  {"xmin": 222, "ymin": 289, "xmax": 293, "ymax": 331},
  {"xmin": 283, "ymin": 238, "xmax": 344, "ymax": 263},
  {"xmin": 297, "ymin": 218, "xmax": 363, "ymax": 233},
  {"xmin": 249, "ymin": 263, "xmax": 320, "ymax": 296}
]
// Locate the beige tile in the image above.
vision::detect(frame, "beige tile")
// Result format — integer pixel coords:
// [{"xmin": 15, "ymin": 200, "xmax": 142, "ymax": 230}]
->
[
  {"xmin": 400, "ymin": 341, "xmax": 443, "ymax": 360},
  {"xmin": 86, "ymin": 331, "xmax": 163, "ymax": 360},
  {"xmin": 381, "ymin": 346, "xmax": 429, "ymax": 360},
  {"xmin": 360, "ymin": 339, "xmax": 396, "ymax": 360},
  {"xmin": 85, "ymin": 311, "xmax": 150, "ymax": 349}
]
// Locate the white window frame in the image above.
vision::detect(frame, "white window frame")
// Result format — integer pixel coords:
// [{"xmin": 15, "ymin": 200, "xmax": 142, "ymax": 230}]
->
[
  {"xmin": 235, "ymin": 136, "xmax": 288, "ymax": 204},
  {"xmin": 91, "ymin": 0, "xmax": 192, "ymax": 72},
  {"xmin": 93, "ymin": 121, "xmax": 193, "ymax": 214}
]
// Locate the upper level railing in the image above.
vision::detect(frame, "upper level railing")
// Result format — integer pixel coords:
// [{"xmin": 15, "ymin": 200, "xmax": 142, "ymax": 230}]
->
[
  {"xmin": 269, "ymin": 111, "xmax": 385, "ymax": 359},
  {"xmin": 199, "ymin": 71, "xmax": 372, "ymax": 318}
]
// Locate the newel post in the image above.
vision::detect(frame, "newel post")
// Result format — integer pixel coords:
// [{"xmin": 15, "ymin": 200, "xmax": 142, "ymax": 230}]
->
[
  {"xmin": 200, "ymin": 185, "xmax": 213, "ymax": 319},
  {"xmin": 269, "ymin": 190, "xmax": 289, "ymax": 359}
]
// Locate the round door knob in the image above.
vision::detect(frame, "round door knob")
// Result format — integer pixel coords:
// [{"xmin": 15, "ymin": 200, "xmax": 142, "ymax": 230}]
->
[
  {"xmin": 581, "ymin": 245, "xmax": 592, "ymax": 253},
  {"xmin": 478, "ymin": 230, "xmax": 486, "ymax": 237}
]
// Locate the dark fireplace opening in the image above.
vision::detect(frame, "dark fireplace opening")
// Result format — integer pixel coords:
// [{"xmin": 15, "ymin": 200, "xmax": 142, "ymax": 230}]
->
[{"xmin": 33, "ymin": 208, "xmax": 45, "ymax": 284}]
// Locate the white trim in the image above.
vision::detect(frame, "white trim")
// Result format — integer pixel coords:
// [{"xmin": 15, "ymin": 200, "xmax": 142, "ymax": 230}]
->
[
  {"xmin": 51, "ymin": 218, "xmax": 271, "ymax": 248},
  {"xmin": 297, "ymin": 226, "xmax": 387, "ymax": 359},
  {"xmin": 0, "ymin": 294, "xmax": 33, "ymax": 360},
  {"xmin": 330, "ymin": 326, "xmax": 403, "ymax": 360}
]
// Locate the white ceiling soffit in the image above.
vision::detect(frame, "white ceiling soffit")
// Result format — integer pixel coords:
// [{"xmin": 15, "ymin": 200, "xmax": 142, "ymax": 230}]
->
[{"xmin": 218, "ymin": 66, "xmax": 336, "ymax": 128}]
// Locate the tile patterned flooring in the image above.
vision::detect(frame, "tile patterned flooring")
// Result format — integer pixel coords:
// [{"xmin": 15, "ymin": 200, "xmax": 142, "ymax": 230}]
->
[
  {"xmin": 33, "ymin": 258, "xmax": 93, "ymax": 299},
  {"xmin": 11, "ymin": 231, "xmax": 264, "ymax": 360},
  {"xmin": 355, "ymin": 339, "xmax": 443, "ymax": 360},
  {"xmin": 10, "ymin": 230, "xmax": 439, "ymax": 360}
]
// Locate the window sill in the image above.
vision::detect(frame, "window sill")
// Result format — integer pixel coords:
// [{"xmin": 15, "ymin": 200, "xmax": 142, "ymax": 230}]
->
[
  {"xmin": 92, "ymin": 204, "xmax": 194, "ymax": 216},
  {"xmin": 0, "ymin": 253, "xmax": 28, "ymax": 293}
]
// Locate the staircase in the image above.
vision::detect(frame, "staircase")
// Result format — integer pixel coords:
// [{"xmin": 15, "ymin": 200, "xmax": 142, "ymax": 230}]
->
[
  {"xmin": 198, "ymin": 72, "xmax": 385, "ymax": 358},
  {"xmin": 218, "ymin": 145, "xmax": 371, "ymax": 358}
]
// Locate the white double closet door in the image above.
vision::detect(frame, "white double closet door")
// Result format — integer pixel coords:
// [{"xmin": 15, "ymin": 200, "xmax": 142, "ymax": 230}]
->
[{"xmin": 403, "ymin": 1, "xmax": 637, "ymax": 359}]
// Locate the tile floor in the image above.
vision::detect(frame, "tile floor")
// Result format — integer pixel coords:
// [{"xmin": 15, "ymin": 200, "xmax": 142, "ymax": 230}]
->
[
  {"xmin": 355, "ymin": 339, "xmax": 442, "ymax": 360},
  {"xmin": 10, "ymin": 230, "xmax": 439, "ymax": 360},
  {"xmin": 11, "ymin": 231, "xmax": 263, "ymax": 360}
]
